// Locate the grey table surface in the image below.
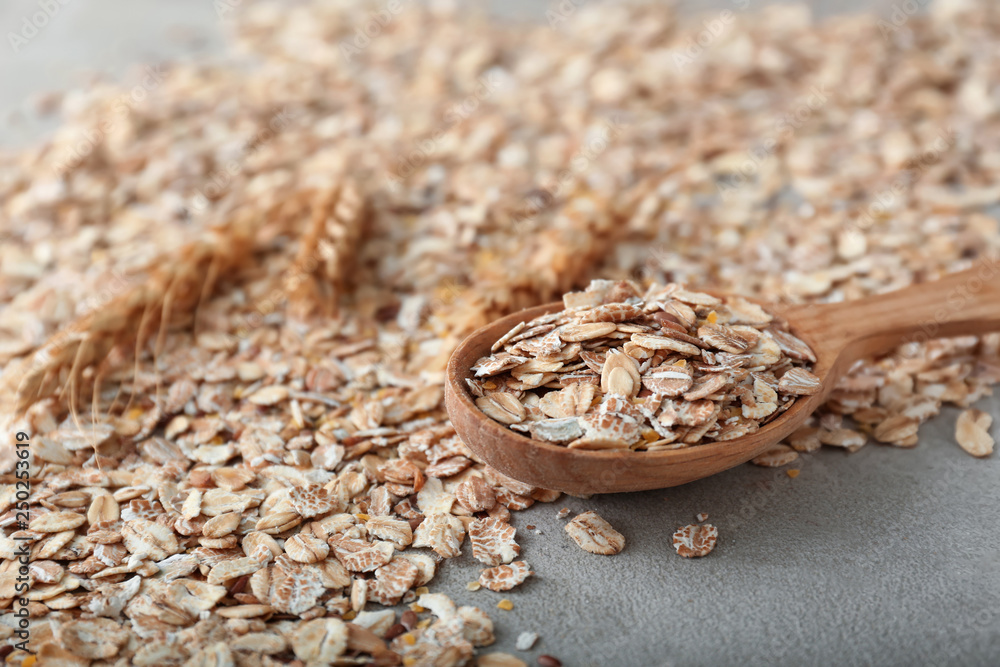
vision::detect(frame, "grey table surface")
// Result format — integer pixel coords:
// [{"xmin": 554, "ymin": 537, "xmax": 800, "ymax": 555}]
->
[{"xmin": 1, "ymin": 2, "xmax": 997, "ymax": 666}]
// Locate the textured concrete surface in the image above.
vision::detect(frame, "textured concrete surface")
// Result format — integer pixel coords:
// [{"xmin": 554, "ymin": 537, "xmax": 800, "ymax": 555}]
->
[{"xmin": 2, "ymin": 2, "xmax": 998, "ymax": 666}]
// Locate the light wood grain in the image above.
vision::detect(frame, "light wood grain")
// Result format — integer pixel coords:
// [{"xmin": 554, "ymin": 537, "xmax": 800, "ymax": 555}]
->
[{"xmin": 445, "ymin": 263, "xmax": 1000, "ymax": 494}]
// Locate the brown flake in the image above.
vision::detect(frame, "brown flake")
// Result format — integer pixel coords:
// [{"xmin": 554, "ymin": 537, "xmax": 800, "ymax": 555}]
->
[
  {"xmin": 564, "ymin": 511, "xmax": 625, "ymax": 555},
  {"xmin": 31, "ymin": 511, "xmax": 86, "ymax": 533},
  {"xmin": 455, "ymin": 476, "xmax": 497, "ymax": 513},
  {"xmin": 366, "ymin": 516, "xmax": 414, "ymax": 547},
  {"xmin": 469, "ymin": 518, "xmax": 520, "ymax": 566},
  {"xmin": 874, "ymin": 415, "xmax": 920, "ymax": 444},
  {"xmin": 778, "ymin": 367, "xmax": 823, "ymax": 396},
  {"xmin": 750, "ymin": 444, "xmax": 800, "ymax": 467},
  {"xmin": 578, "ymin": 303, "xmax": 644, "ymax": 323},
  {"xmin": 412, "ymin": 513, "xmax": 466, "ymax": 558},
  {"xmin": 291, "ymin": 618, "xmax": 348, "ymax": 662},
  {"xmin": 672, "ymin": 524, "xmax": 718, "ymax": 558},
  {"xmin": 956, "ymin": 409, "xmax": 994, "ymax": 457},
  {"xmin": 478, "ymin": 561, "xmax": 533, "ymax": 592},
  {"xmin": 369, "ymin": 557, "xmax": 420, "ymax": 605},
  {"xmin": 476, "ymin": 393, "xmax": 527, "ymax": 425},
  {"xmin": 329, "ymin": 537, "xmax": 396, "ymax": 573},
  {"xmin": 558, "ymin": 322, "xmax": 618, "ymax": 342}
]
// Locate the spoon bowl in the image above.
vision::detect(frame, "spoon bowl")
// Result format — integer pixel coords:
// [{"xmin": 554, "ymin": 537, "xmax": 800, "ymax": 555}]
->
[{"xmin": 445, "ymin": 262, "xmax": 1000, "ymax": 494}]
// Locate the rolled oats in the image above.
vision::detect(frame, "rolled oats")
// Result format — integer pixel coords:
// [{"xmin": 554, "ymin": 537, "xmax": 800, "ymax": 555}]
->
[
  {"xmin": 479, "ymin": 561, "xmax": 533, "ymax": 592},
  {"xmin": 291, "ymin": 618, "xmax": 348, "ymax": 663},
  {"xmin": 284, "ymin": 533, "xmax": 330, "ymax": 564},
  {"xmin": 459, "ymin": 606, "xmax": 496, "ymax": 647},
  {"xmin": 469, "ymin": 518, "xmax": 520, "ymax": 566},
  {"xmin": 820, "ymin": 428, "xmax": 868, "ymax": 453},
  {"xmin": 397, "ymin": 553, "xmax": 437, "ymax": 587},
  {"xmin": 201, "ymin": 512, "xmax": 241, "ymax": 539},
  {"xmin": 2, "ymin": 1, "xmax": 999, "ymax": 663},
  {"xmin": 330, "ymin": 537, "xmax": 396, "ymax": 573},
  {"xmin": 269, "ymin": 556, "xmax": 326, "ymax": 614},
  {"xmin": 255, "ymin": 511, "xmax": 302, "ymax": 535},
  {"xmin": 455, "ymin": 476, "xmax": 498, "ymax": 513},
  {"xmin": 874, "ymin": 415, "xmax": 921, "ymax": 445},
  {"xmin": 472, "ymin": 281, "xmax": 815, "ymax": 448},
  {"xmin": 207, "ymin": 556, "xmax": 265, "ymax": 585},
  {"xmin": 370, "ymin": 558, "xmax": 420, "ymax": 606},
  {"xmin": 751, "ymin": 444, "xmax": 800, "ymax": 468},
  {"xmin": 230, "ymin": 632, "xmax": 286, "ymax": 654},
  {"xmin": 28, "ymin": 560, "xmax": 64, "ymax": 584},
  {"xmin": 672, "ymin": 524, "xmax": 718, "ymax": 558},
  {"xmin": 785, "ymin": 426, "xmax": 822, "ymax": 453},
  {"xmin": 288, "ymin": 485, "xmax": 339, "ymax": 518},
  {"xmin": 247, "ymin": 385, "xmax": 290, "ymax": 406},
  {"xmin": 564, "ymin": 511, "xmax": 625, "ymax": 555},
  {"xmin": 87, "ymin": 492, "xmax": 120, "ymax": 525},
  {"xmin": 366, "ymin": 516, "xmax": 414, "ymax": 547},
  {"xmin": 121, "ymin": 519, "xmax": 180, "ymax": 560},
  {"xmin": 778, "ymin": 368, "xmax": 823, "ymax": 396},
  {"xmin": 57, "ymin": 618, "xmax": 130, "ymax": 659},
  {"xmin": 956, "ymin": 409, "xmax": 995, "ymax": 457},
  {"xmin": 412, "ymin": 513, "xmax": 466, "ymax": 559},
  {"xmin": 30, "ymin": 511, "xmax": 86, "ymax": 533}
]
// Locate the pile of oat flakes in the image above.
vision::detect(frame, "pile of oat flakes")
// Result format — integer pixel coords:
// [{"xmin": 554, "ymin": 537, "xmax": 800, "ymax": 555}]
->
[
  {"xmin": 470, "ymin": 279, "xmax": 819, "ymax": 449},
  {"xmin": 1, "ymin": 0, "xmax": 999, "ymax": 664}
]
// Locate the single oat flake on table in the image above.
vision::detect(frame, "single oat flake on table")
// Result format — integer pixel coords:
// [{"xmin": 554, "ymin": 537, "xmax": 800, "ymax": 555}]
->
[
  {"xmin": 673, "ymin": 524, "xmax": 719, "ymax": 558},
  {"xmin": 955, "ymin": 409, "xmax": 994, "ymax": 457},
  {"xmin": 470, "ymin": 280, "xmax": 819, "ymax": 450},
  {"xmin": 564, "ymin": 511, "xmax": 626, "ymax": 555},
  {"xmin": 1, "ymin": 0, "xmax": 1000, "ymax": 662}
]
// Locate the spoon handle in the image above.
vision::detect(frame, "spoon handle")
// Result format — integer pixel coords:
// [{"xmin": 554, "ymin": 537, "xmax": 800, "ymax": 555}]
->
[{"xmin": 786, "ymin": 255, "xmax": 1000, "ymax": 361}]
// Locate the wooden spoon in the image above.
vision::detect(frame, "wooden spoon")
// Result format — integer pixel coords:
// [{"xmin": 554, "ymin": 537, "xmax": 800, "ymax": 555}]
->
[{"xmin": 445, "ymin": 264, "xmax": 1000, "ymax": 494}]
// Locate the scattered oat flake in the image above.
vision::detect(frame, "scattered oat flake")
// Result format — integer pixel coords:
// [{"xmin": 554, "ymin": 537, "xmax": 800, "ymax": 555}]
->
[
  {"xmin": 673, "ymin": 524, "xmax": 718, "ymax": 558},
  {"xmin": 696, "ymin": 513, "xmax": 709, "ymax": 522},
  {"xmin": 820, "ymin": 428, "xmax": 868, "ymax": 452},
  {"xmin": 751, "ymin": 444, "xmax": 800, "ymax": 467},
  {"xmin": 497, "ymin": 599, "xmax": 515, "ymax": 611},
  {"xmin": 470, "ymin": 517, "xmax": 520, "ymax": 566},
  {"xmin": 874, "ymin": 414, "xmax": 920, "ymax": 444},
  {"xmin": 515, "ymin": 631, "xmax": 539, "ymax": 651},
  {"xmin": 956, "ymin": 409, "xmax": 994, "ymax": 457},
  {"xmin": 370, "ymin": 557, "xmax": 419, "ymax": 605},
  {"xmin": 480, "ymin": 562, "xmax": 533, "ymax": 592},
  {"xmin": 455, "ymin": 475, "xmax": 497, "ymax": 513},
  {"xmin": 412, "ymin": 513, "xmax": 466, "ymax": 558},
  {"xmin": 564, "ymin": 511, "xmax": 625, "ymax": 555}
]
